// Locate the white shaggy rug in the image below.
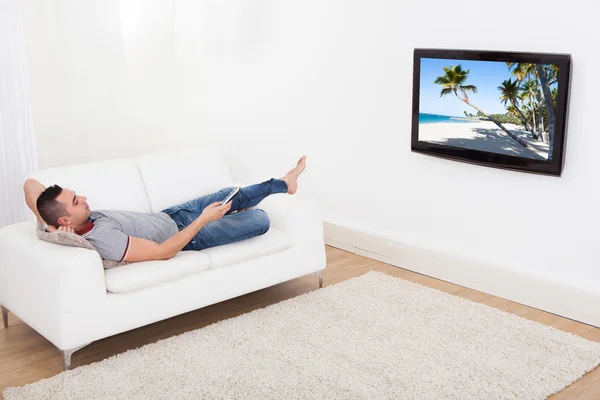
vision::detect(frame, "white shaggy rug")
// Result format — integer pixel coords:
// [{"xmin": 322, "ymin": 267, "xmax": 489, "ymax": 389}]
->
[{"xmin": 5, "ymin": 271, "xmax": 600, "ymax": 400}]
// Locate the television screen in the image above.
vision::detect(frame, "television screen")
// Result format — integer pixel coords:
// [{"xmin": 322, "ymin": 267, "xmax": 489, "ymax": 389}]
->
[{"xmin": 411, "ymin": 48, "xmax": 572, "ymax": 176}]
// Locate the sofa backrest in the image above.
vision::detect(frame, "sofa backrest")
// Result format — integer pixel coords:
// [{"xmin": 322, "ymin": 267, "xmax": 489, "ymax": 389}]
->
[
  {"xmin": 27, "ymin": 148, "xmax": 236, "ymax": 216},
  {"xmin": 27, "ymin": 159, "xmax": 152, "ymax": 214},
  {"xmin": 134, "ymin": 148, "xmax": 235, "ymax": 212}
]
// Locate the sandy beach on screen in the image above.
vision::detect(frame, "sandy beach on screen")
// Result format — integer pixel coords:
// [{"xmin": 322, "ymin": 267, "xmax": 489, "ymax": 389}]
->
[{"xmin": 419, "ymin": 120, "xmax": 549, "ymax": 160}]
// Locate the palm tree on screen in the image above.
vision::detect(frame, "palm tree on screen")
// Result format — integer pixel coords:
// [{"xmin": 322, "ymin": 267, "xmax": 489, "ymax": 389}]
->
[
  {"xmin": 434, "ymin": 65, "xmax": 528, "ymax": 148},
  {"xmin": 498, "ymin": 78, "xmax": 532, "ymax": 134}
]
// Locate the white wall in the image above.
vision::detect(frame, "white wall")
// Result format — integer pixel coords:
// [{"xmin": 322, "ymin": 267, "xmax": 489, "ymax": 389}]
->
[
  {"xmin": 21, "ymin": 1, "xmax": 600, "ymax": 294},
  {"xmin": 21, "ymin": 0, "xmax": 175, "ymax": 168},
  {"xmin": 181, "ymin": 0, "xmax": 600, "ymax": 294}
]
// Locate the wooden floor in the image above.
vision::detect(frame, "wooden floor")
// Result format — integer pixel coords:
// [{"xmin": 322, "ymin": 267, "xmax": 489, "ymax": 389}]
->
[{"xmin": 1, "ymin": 245, "xmax": 599, "ymax": 398}]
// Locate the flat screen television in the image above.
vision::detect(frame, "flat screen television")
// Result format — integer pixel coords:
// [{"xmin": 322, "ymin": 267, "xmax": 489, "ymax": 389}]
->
[{"xmin": 411, "ymin": 48, "xmax": 572, "ymax": 176}]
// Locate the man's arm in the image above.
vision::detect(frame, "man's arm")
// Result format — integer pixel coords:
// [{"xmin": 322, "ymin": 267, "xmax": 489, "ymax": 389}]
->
[
  {"xmin": 124, "ymin": 201, "xmax": 231, "ymax": 262},
  {"xmin": 23, "ymin": 179, "xmax": 51, "ymax": 228},
  {"xmin": 23, "ymin": 179, "xmax": 72, "ymax": 233}
]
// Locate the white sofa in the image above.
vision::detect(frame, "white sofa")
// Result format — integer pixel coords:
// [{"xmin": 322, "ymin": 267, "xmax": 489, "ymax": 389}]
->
[{"xmin": 0, "ymin": 148, "xmax": 326, "ymax": 370}]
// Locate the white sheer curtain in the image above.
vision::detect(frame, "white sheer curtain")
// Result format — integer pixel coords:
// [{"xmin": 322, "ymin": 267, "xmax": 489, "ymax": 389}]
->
[{"xmin": 0, "ymin": 0, "xmax": 38, "ymax": 228}]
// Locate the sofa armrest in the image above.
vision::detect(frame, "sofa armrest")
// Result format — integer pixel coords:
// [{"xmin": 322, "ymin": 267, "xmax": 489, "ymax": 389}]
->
[
  {"xmin": 253, "ymin": 195, "xmax": 319, "ymax": 238},
  {"xmin": 251, "ymin": 195, "xmax": 326, "ymax": 268},
  {"xmin": 0, "ymin": 222, "xmax": 106, "ymax": 347}
]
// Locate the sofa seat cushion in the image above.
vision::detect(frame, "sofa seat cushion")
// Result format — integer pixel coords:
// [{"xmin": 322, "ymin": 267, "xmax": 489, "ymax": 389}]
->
[
  {"xmin": 104, "ymin": 228, "xmax": 291, "ymax": 294},
  {"xmin": 202, "ymin": 228, "xmax": 292, "ymax": 269},
  {"xmin": 104, "ymin": 251, "xmax": 211, "ymax": 294}
]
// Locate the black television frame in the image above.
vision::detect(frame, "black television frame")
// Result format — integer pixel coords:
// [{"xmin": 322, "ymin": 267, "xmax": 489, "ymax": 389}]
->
[{"xmin": 411, "ymin": 48, "xmax": 572, "ymax": 177}]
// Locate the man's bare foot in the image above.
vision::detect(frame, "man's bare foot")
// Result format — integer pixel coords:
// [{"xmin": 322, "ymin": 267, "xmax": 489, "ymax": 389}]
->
[{"xmin": 281, "ymin": 156, "xmax": 306, "ymax": 194}]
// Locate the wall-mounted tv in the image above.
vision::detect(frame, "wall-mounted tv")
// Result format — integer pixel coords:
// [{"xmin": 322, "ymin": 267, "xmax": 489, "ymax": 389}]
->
[{"xmin": 411, "ymin": 48, "xmax": 572, "ymax": 176}]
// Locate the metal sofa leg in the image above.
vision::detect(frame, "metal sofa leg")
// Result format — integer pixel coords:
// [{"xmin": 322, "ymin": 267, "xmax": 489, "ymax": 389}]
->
[
  {"xmin": 1, "ymin": 306, "xmax": 90, "ymax": 370},
  {"xmin": 1, "ymin": 306, "xmax": 8, "ymax": 328},
  {"xmin": 60, "ymin": 343, "xmax": 92, "ymax": 371}
]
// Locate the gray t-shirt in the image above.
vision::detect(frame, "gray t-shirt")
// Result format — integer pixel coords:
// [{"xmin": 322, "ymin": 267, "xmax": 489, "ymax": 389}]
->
[{"xmin": 81, "ymin": 210, "xmax": 179, "ymax": 261}]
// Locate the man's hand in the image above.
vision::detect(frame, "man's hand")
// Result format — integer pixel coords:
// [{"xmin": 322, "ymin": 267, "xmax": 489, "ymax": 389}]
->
[
  {"xmin": 126, "ymin": 202, "xmax": 232, "ymax": 262},
  {"xmin": 56, "ymin": 226, "xmax": 74, "ymax": 233},
  {"xmin": 199, "ymin": 202, "xmax": 231, "ymax": 223},
  {"xmin": 126, "ymin": 201, "xmax": 232, "ymax": 262}
]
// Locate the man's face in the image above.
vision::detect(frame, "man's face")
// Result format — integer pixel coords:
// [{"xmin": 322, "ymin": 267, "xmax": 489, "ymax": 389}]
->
[{"xmin": 55, "ymin": 188, "xmax": 91, "ymax": 227}]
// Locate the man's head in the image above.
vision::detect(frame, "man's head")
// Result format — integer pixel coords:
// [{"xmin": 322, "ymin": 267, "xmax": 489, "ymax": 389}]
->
[{"xmin": 36, "ymin": 185, "xmax": 91, "ymax": 228}]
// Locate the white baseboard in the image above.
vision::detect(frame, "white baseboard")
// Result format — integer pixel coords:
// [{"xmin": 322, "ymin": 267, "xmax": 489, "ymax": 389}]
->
[{"xmin": 324, "ymin": 222, "xmax": 600, "ymax": 328}]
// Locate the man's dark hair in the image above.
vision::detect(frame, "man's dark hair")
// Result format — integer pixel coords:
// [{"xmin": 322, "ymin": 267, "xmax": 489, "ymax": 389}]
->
[{"xmin": 36, "ymin": 185, "xmax": 69, "ymax": 227}]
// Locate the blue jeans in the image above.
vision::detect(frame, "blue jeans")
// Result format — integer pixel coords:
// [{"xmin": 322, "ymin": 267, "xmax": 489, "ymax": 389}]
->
[{"xmin": 161, "ymin": 178, "xmax": 288, "ymax": 251}]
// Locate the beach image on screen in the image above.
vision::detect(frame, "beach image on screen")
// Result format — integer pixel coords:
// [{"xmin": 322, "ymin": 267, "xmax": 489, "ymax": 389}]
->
[{"xmin": 418, "ymin": 58, "xmax": 560, "ymax": 160}]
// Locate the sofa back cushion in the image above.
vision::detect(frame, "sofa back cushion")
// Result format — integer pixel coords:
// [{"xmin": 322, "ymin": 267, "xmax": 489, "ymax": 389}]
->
[
  {"xmin": 27, "ymin": 159, "xmax": 152, "ymax": 213},
  {"xmin": 134, "ymin": 148, "xmax": 236, "ymax": 212}
]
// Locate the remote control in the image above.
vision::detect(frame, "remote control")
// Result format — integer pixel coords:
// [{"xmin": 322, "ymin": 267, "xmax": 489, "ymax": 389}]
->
[{"xmin": 221, "ymin": 187, "xmax": 240, "ymax": 206}]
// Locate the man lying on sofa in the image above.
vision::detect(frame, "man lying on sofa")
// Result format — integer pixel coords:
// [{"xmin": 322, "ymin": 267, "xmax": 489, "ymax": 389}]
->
[{"xmin": 23, "ymin": 156, "xmax": 306, "ymax": 263}]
